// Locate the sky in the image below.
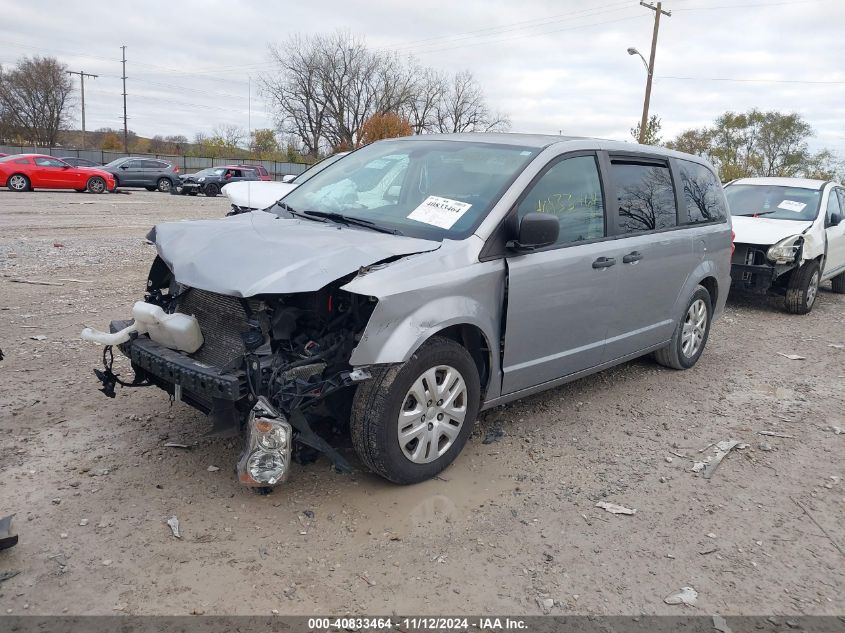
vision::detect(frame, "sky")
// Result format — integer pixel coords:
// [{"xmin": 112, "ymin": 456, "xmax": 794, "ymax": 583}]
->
[{"xmin": 1, "ymin": 0, "xmax": 844, "ymax": 156}]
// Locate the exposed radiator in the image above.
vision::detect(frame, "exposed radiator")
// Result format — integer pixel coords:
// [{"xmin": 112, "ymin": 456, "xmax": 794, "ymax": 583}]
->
[{"xmin": 176, "ymin": 288, "xmax": 253, "ymax": 368}]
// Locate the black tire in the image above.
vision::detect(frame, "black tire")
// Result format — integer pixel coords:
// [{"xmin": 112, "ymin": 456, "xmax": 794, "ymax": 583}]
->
[
  {"xmin": 653, "ymin": 285, "xmax": 712, "ymax": 370},
  {"xmin": 86, "ymin": 176, "xmax": 107, "ymax": 194},
  {"xmin": 75, "ymin": 188, "xmax": 86, "ymax": 193},
  {"xmin": 7, "ymin": 173, "xmax": 30, "ymax": 192},
  {"xmin": 204, "ymin": 183, "xmax": 219, "ymax": 197},
  {"xmin": 831, "ymin": 271, "xmax": 845, "ymax": 294},
  {"xmin": 350, "ymin": 336, "xmax": 480, "ymax": 484},
  {"xmin": 188, "ymin": 191, "xmax": 198, "ymax": 196},
  {"xmin": 156, "ymin": 177, "xmax": 172, "ymax": 193},
  {"xmin": 145, "ymin": 185, "xmax": 157, "ymax": 192},
  {"xmin": 785, "ymin": 260, "xmax": 820, "ymax": 314}
]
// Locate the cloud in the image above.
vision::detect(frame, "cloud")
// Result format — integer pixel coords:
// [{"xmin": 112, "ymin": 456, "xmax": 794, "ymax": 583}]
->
[{"xmin": 1, "ymin": 0, "xmax": 842, "ymax": 156}]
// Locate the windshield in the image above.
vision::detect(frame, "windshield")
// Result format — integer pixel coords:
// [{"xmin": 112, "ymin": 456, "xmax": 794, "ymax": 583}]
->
[
  {"xmin": 293, "ymin": 153, "xmax": 346, "ymax": 184},
  {"xmin": 281, "ymin": 139, "xmax": 539, "ymax": 240},
  {"xmin": 724, "ymin": 184, "xmax": 821, "ymax": 221},
  {"xmin": 103, "ymin": 158, "xmax": 127, "ymax": 168},
  {"xmin": 0, "ymin": 155, "xmax": 15, "ymax": 163}
]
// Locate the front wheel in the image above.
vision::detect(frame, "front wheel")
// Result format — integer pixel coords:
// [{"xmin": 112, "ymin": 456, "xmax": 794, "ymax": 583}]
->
[
  {"xmin": 785, "ymin": 261, "xmax": 820, "ymax": 314},
  {"xmin": 156, "ymin": 177, "xmax": 172, "ymax": 193},
  {"xmin": 350, "ymin": 336, "xmax": 480, "ymax": 484},
  {"xmin": 653, "ymin": 285, "xmax": 712, "ymax": 370},
  {"xmin": 8, "ymin": 174, "xmax": 30, "ymax": 192},
  {"xmin": 86, "ymin": 176, "xmax": 107, "ymax": 194}
]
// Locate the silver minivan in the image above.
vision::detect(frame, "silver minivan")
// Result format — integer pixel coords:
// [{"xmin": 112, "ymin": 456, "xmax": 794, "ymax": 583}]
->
[{"xmin": 84, "ymin": 134, "xmax": 732, "ymax": 489}]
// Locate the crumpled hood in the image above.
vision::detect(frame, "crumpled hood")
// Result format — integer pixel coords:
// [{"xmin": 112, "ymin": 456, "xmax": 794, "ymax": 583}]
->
[
  {"xmin": 222, "ymin": 180, "xmax": 297, "ymax": 210},
  {"xmin": 732, "ymin": 215, "xmax": 814, "ymax": 246},
  {"xmin": 152, "ymin": 212, "xmax": 440, "ymax": 297}
]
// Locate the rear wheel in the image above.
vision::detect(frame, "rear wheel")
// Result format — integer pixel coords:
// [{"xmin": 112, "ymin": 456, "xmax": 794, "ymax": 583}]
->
[
  {"xmin": 654, "ymin": 285, "xmax": 712, "ymax": 370},
  {"xmin": 8, "ymin": 174, "xmax": 30, "ymax": 192},
  {"xmin": 204, "ymin": 183, "xmax": 220, "ymax": 197},
  {"xmin": 785, "ymin": 261, "xmax": 820, "ymax": 314},
  {"xmin": 86, "ymin": 176, "xmax": 107, "ymax": 194},
  {"xmin": 350, "ymin": 336, "xmax": 480, "ymax": 484},
  {"xmin": 831, "ymin": 271, "xmax": 845, "ymax": 294},
  {"xmin": 156, "ymin": 177, "xmax": 172, "ymax": 193}
]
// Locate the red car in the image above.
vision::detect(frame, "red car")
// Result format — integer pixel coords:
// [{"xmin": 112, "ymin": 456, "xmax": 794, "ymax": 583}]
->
[
  {"xmin": 238, "ymin": 164, "xmax": 272, "ymax": 181},
  {"xmin": 0, "ymin": 153, "xmax": 116, "ymax": 193}
]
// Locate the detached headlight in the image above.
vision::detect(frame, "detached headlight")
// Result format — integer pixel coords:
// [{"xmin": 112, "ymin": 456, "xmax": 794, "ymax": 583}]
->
[
  {"xmin": 766, "ymin": 235, "xmax": 803, "ymax": 264},
  {"xmin": 237, "ymin": 397, "xmax": 293, "ymax": 487}
]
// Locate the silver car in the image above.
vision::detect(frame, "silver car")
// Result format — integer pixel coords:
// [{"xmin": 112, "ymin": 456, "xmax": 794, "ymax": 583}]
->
[{"xmin": 83, "ymin": 133, "xmax": 732, "ymax": 490}]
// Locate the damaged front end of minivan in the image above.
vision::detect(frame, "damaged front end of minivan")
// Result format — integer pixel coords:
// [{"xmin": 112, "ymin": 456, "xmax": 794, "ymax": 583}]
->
[{"xmin": 81, "ymin": 212, "xmax": 440, "ymax": 489}]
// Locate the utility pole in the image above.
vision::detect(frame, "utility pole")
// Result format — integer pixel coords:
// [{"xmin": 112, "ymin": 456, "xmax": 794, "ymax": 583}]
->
[
  {"xmin": 66, "ymin": 70, "xmax": 98, "ymax": 149},
  {"xmin": 637, "ymin": 1, "xmax": 670, "ymax": 145},
  {"xmin": 121, "ymin": 45, "xmax": 128, "ymax": 153}
]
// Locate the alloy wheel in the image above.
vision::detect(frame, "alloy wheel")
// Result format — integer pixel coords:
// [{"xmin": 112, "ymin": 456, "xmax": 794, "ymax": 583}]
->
[{"xmin": 9, "ymin": 175, "xmax": 27, "ymax": 191}]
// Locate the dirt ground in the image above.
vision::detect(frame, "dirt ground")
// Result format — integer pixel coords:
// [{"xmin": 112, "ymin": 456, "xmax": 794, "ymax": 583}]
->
[{"xmin": 0, "ymin": 189, "xmax": 843, "ymax": 617}]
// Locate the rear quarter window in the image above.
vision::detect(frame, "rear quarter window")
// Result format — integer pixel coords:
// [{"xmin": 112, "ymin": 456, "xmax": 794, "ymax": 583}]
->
[
  {"xmin": 678, "ymin": 160, "xmax": 727, "ymax": 223},
  {"xmin": 610, "ymin": 161, "xmax": 677, "ymax": 233}
]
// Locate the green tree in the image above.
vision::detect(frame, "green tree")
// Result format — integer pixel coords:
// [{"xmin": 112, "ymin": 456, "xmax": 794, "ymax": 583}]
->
[
  {"xmin": 667, "ymin": 109, "xmax": 839, "ymax": 181},
  {"xmin": 630, "ymin": 114, "xmax": 662, "ymax": 146},
  {"xmin": 249, "ymin": 128, "xmax": 280, "ymax": 158}
]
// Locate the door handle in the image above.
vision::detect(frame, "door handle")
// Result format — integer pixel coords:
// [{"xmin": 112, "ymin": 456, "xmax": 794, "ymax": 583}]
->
[
  {"xmin": 622, "ymin": 251, "xmax": 643, "ymax": 264},
  {"xmin": 592, "ymin": 256, "xmax": 616, "ymax": 269}
]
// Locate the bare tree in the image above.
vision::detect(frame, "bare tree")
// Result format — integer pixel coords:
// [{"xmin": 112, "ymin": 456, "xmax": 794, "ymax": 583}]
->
[
  {"xmin": 213, "ymin": 124, "xmax": 245, "ymax": 149},
  {"xmin": 435, "ymin": 70, "xmax": 509, "ymax": 134},
  {"xmin": 0, "ymin": 56, "xmax": 74, "ymax": 146},
  {"xmin": 263, "ymin": 31, "xmax": 509, "ymax": 152}
]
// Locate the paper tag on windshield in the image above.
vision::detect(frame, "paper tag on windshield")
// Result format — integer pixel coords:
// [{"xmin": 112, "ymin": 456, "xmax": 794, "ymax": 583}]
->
[
  {"xmin": 777, "ymin": 200, "xmax": 806, "ymax": 213},
  {"xmin": 407, "ymin": 196, "xmax": 472, "ymax": 229}
]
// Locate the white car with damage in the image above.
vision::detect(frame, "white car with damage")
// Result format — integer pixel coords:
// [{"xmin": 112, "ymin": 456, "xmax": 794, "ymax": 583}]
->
[
  {"xmin": 223, "ymin": 153, "xmax": 348, "ymax": 214},
  {"xmin": 725, "ymin": 177, "xmax": 845, "ymax": 313}
]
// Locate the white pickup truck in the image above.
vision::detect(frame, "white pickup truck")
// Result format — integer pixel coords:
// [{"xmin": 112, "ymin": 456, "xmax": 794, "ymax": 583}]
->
[{"xmin": 726, "ymin": 177, "xmax": 845, "ymax": 314}]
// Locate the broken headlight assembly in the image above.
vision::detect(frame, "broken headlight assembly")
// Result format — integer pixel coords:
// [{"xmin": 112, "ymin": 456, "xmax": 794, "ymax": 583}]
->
[
  {"xmin": 766, "ymin": 235, "xmax": 803, "ymax": 265},
  {"xmin": 238, "ymin": 397, "xmax": 293, "ymax": 487}
]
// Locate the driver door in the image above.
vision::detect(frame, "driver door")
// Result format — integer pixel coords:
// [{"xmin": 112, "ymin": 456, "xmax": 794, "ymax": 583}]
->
[
  {"xmin": 502, "ymin": 153, "xmax": 616, "ymax": 395},
  {"xmin": 824, "ymin": 186, "xmax": 845, "ymax": 277},
  {"xmin": 32, "ymin": 157, "xmax": 67, "ymax": 187}
]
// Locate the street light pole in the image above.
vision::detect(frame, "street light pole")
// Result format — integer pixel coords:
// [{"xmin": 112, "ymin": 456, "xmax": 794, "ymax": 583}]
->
[{"xmin": 635, "ymin": 1, "xmax": 670, "ymax": 145}]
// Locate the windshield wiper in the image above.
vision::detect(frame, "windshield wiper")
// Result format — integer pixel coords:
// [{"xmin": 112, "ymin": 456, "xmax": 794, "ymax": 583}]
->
[
  {"xmin": 736, "ymin": 210, "xmax": 778, "ymax": 217},
  {"xmin": 276, "ymin": 201, "xmax": 321, "ymax": 222},
  {"xmin": 303, "ymin": 210, "xmax": 402, "ymax": 235}
]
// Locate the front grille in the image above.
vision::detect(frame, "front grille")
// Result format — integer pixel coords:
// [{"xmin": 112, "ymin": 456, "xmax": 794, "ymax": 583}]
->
[
  {"xmin": 732, "ymin": 243, "xmax": 767, "ymax": 266},
  {"xmin": 176, "ymin": 288, "xmax": 251, "ymax": 368}
]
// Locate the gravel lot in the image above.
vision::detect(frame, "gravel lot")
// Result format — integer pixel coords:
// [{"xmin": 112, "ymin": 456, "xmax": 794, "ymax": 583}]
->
[{"xmin": 0, "ymin": 189, "xmax": 843, "ymax": 616}]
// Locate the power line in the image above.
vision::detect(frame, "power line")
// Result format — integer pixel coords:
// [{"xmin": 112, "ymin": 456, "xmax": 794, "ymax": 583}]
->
[{"xmin": 66, "ymin": 70, "xmax": 97, "ymax": 149}]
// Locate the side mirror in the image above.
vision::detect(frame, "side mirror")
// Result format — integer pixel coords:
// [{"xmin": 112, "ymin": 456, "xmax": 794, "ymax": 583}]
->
[
  {"xmin": 830, "ymin": 212, "xmax": 842, "ymax": 227},
  {"xmin": 508, "ymin": 213, "xmax": 559, "ymax": 251},
  {"xmin": 281, "ymin": 174, "xmax": 296, "ymax": 183},
  {"xmin": 120, "ymin": 164, "xmax": 129, "ymax": 170}
]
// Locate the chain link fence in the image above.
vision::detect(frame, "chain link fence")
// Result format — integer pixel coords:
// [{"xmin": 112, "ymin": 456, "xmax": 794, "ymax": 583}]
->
[{"xmin": 0, "ymin": 145, "xmax": 310, "ymax": 180}]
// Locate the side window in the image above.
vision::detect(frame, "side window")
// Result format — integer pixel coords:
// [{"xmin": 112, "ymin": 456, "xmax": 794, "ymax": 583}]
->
[
  {"xmin": 124, "ymin": 160, "xmax": 141, "ymax": 169},
  {"xmin": 678, "ymin": 160, "xmax": 726, "ymax": 223},
  {"xmin": 826, "ymin": 187, "xmax": 842, "ymax": 225},
  {"xmin": 14, "ymin": 158, "xmax": 30, "ymax": 165},
  {"xmin": 34, "ymin": 157, "xmax": 65, "ymax": 167},
  {"xmin": 515, "ymin": 155, "xmax": 605, "ymax": 246},
  {"xmin": 838, "ymin": 188, "xmax": 845, "ymax": 213},
  {"xmin": 611, "ymin": 161, "xmax": 677, "ymax": 233}
]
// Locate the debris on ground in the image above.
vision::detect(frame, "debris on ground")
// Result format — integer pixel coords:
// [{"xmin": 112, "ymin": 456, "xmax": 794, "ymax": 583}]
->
[
  {"xmin": 166, "ymin": 516, "xmax": 182, "ymax": 539},
  {"xmin": 482, "ymin": 428, "xmax": 505, "ymax": 444},
  {"xmin": 826, "ymin": 425, "xmax": 844, "ymax": 435},
  {"xmin": 712, "ymin": 614, "xmax": 733, "ymax": 633},
  {"xmin": 164, "ymin": 442, "xmax": 189, "ymax": 449},
  {"xmin": 9, "ymin": 278, "xmax": 65, "ymax": 286},
  {"xmin": 0, "ymin": 571, "xmax": 20, "ymax": 585},
  {"xmin": 692, "ymin": 440, "xmax": 747, "ymax": 479},
  {"xmin": 664, "ymin": 586, "xmax": 698, "ymax": 606},
  {"xmin": 29, "ymin": 335, "xmax": 47, "ymax": 341},
  {"xmin": 776, "ymin": 352, "xmax": 805, "ymax": 360},
  {"xmin": 595, "ymin": 501, "xmax": 636, "ymax": 515},
  {"xmin": 758, "ymin": 442, "xmax": 774, "ymax": 452},
  {"xmin": 536, "ymin": 597, "xmax": 554, "ymax": 613},
  {"xmin": 828, "ymin": 343, "xmax": 844, "ymax": 349},
  {"xmin": 791, "ymin": 497, "xmax": 844, "ymax": 557},
  {"xmin": 359, "ymin": 573, "xmax": 376, "ymax": 587},
  {"xmin": 758, "ymin": 431, "xmax": 795, "ymax": 439},
  {"xmin": 0, "ymin": 515, "xmax": 18, "ymax": 550},
  {"xmin": 206, "ymin": 465, "xmax": 220, "ymax": 472}
]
